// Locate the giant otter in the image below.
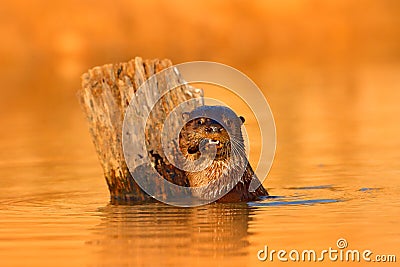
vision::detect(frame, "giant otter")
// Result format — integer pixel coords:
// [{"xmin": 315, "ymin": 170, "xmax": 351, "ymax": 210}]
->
[{"xmin": 179, "ymin": 105, "xmax": 268, "ymax": 202}]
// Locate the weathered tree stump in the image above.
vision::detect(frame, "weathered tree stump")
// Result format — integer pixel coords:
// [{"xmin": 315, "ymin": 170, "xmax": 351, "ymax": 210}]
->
[{"xmin": 78, "ymin": 57, "xmax": 203, "ymax": 203}]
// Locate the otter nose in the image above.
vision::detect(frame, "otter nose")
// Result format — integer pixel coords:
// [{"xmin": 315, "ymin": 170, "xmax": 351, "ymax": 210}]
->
[{"xmin": 205, "ymin": 126, "xmax": 219, "ymax": 133}]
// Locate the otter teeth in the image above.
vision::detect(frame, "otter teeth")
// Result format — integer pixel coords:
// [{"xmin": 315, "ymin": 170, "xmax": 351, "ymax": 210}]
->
[{"xmin": 208, "ymin": 140, "xmax": 220, "ymax": 145}]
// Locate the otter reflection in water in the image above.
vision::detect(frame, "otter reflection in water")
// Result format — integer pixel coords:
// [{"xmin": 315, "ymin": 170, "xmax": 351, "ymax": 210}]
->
[
  {"xmin": 88, "ymin": 203, "xmax": 252, "ymax": 265},
  {"xmin": 179, "ymin": 106, "xmax": 268, "ymax": 202}
]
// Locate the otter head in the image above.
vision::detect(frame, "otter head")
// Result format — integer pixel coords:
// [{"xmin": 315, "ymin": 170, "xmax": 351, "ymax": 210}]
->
[{"xmin": 179, "ymin": 106, "xmax": 246, "ymax": 161}]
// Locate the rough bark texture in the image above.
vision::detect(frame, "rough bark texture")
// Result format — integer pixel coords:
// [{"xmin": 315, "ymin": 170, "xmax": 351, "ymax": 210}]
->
[{"xmin": 78, "ymin": 57, "xmax": 203, "ymax": 203}]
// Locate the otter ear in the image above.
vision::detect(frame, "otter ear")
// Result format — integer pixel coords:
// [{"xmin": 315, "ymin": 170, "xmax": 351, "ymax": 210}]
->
[
  {"xmin": 182, "ymin": 112, "xmax": 190, "ymax": 121},
  {"xmin": 239, "ymin": 116, "xmax": 245, "ymax": 124}
]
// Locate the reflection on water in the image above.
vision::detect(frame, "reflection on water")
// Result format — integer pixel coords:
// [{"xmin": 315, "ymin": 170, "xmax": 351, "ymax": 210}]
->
[
  {"xmin": 1, "ymin": 0, "xmax": 400, "ymax": 266},
  {"xmin": 91, "ymin": 203, "xmax": 250, "ymax": 266}
]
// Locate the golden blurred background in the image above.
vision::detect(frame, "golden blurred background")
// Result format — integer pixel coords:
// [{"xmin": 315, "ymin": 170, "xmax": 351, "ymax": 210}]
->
[{"xmin": 1, "ymin": 0, "xmax": 399, "ymax": 101}]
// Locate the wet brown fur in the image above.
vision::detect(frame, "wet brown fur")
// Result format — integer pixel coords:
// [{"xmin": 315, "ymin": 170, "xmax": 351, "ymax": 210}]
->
[{"xmin": 179, "ymin": 106, "xmax": 268, "ymax": 202}]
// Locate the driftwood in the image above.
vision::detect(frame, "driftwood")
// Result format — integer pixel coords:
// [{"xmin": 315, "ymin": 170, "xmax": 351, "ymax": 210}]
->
[{"xmin": 78, "ymin": 57, "xmax": 203, "ymax": 203}]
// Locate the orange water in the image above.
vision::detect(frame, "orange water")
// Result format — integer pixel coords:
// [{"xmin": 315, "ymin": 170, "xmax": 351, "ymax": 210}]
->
[{"xmin": 1, "ymin": 1, "xmax": 400, "ymax": 266}]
